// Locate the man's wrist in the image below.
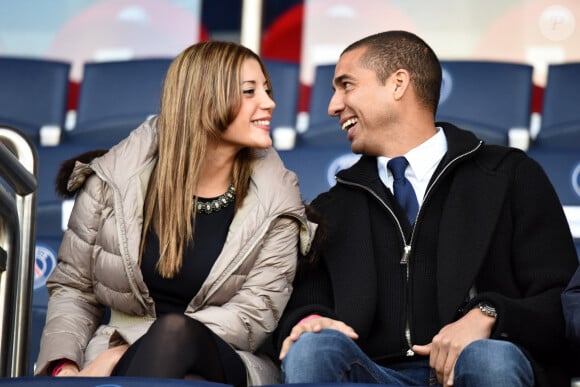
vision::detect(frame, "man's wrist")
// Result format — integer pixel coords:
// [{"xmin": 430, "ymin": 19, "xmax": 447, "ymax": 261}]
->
[{"xmin": 476, "ymin": 302, "xmax": 497, "ymax": 319}]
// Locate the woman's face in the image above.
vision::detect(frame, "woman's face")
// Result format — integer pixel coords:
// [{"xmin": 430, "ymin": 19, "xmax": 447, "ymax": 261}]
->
[{"xmin": 221, "ymin": 58, "xmax": 276, "ymax": 150}]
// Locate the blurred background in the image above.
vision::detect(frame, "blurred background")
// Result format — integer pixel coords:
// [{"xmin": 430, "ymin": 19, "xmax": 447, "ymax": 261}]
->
[{"xmin": 2, "ymin": 0, "xmax": 579, "ymax": 125}]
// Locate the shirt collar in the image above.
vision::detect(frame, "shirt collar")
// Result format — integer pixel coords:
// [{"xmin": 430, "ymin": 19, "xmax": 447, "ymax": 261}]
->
[
  {"xmin": 405, "ymin": 127, "xmax": 447, "ymax": 182},
  {"xmin": 378, "ymin": 127, "xmax": 447, "ymax": 179}
]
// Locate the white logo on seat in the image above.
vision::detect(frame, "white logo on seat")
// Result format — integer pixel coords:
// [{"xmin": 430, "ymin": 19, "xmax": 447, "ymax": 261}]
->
[
  {"xmin": 572, "ymin": 162, "xmax": 580, "ymax": 199},
  {"xmin": 34, "ymin": 244, "xmax": 57, "ymax": 290},
  {"xmin": 439, "ymin": 67, "xmax": 453, "ymax": 105},
  {"xmin": 327, "ymin": 153, "xmax": 361, "ymax": 187}
]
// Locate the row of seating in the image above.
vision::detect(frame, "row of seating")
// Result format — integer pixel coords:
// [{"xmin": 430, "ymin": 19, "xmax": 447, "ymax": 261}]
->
[
  {"xmin": 0, "ymin": 56, "xmax": 302, "ymax": 149},
  {"xmin": 299, "ymin": 60, "xmax": 580, "ymax": 150},
  {"xmin": 3, "ymin": 56, "xmax": 580, "ymax": 151}
]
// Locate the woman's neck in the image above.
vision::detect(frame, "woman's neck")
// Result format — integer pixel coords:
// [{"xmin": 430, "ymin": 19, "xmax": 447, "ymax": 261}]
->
[{"xmin": 196, "ymin": 144, "xmax": 237, "ymax": 198}]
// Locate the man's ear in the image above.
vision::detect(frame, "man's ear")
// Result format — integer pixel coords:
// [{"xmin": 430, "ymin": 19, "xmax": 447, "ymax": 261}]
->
[{"xmin": 392, "ymin": 69, "xmax": 410, "ymax": 100}]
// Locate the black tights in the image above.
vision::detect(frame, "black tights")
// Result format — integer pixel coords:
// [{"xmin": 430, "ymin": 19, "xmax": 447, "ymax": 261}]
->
[{"xmin": 111, "ymin": 314, "xmax": 247, "ymax": 387}]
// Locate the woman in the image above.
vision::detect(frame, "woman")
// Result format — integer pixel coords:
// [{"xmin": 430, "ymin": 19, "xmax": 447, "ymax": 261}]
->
[{"xmin": 35, "ymin": 41, "xmax": 310, "ymax": 387}]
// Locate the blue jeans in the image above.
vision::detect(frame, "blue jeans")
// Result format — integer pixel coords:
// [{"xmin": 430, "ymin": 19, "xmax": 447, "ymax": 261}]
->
[{"xmin": 281, "ymin": 329, "xmax": 534, "ymax": 387}]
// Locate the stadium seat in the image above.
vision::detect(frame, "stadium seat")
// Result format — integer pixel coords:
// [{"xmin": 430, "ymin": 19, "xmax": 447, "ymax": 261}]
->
[
  {"xmin": 0, "ymin": 57, "xmax": 71, "ymax": 144},
  {"xmin": 527, "ymin": 148, "xmax": 580, "ymax": 207},
  {"xmin": 299, "ymin": 64, "xmax": 351, "ymax": 147},
  {"xmin": 278, "ymin": 145, "xmax": 360, "ymax": 203},
  {"xmin": 66, "ymin": 58, "xmax": 172, "ymax": 147},
  {"xmin": 534, "ymin": 62, "xmax": 580, "ymax": 149},
  {"xmin": 264, "ymin": 60, "xmax": 301, "ymax": 131},
  {"xmin": 300, "ymin": 64, "xmax": 336, "ymax": 133},
  {"xmin": 527, "ymin": 147, "xmax": 580, "ymax": 260},
  {"xmin": 437, "ymin": 60, "xmax": 534, "ymax": 146}
]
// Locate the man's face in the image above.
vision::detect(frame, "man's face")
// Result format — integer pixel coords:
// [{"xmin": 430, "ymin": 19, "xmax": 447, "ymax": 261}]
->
[{"xmin": 328, "ymin": 47, "xmax": 397, "ymax": 156}]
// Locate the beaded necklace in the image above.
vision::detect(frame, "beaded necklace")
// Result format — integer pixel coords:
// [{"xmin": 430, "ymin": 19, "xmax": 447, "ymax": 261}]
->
[{"xmin": 196, "ymin": 183, "xmax": 236, "ymax": 214}]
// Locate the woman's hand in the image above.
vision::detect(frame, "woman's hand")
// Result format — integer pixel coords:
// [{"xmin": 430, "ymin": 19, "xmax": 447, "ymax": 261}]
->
[
  {"xmin": 53, "ymin": 362, "xmax": 80, "ymax": 377},
  {"xmin": 78, "ymin": 344, "xmax": 129, "ymax": 377},
  {"xmin": 279, "ymin": 316, "xmax": 358, "ymax": 360}
]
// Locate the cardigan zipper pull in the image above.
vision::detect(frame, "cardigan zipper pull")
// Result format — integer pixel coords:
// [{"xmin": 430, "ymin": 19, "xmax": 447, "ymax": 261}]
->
[{"xmin": 400, "ymin": 245, "xmax": 411, "ymax": 264}]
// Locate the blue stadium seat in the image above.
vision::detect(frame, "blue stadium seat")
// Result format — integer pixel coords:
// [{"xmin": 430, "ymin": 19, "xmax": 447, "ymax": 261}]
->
[
  {"xmin": 66, "ymin": 58, "xmax": 173, "ymax": 147},
  {"xmin": 0, "ymin": 57, "xmax": 71, "ymax": 144},
  {"xmin": 264, "ymin": 60, "xmax": 300, "ymax": 130},
  {"xmin": 35, "ymin": 143, "xmax": 101, "ymax": 237},
  {"xmin": 299, "ymin": 64, "xmax": 350, "ymax": 147},
  {"xmin": 535, "ymin": 62, "xmax": 580, "ymax": 149},
  {"xmin": 437, "ymin": 60, "xmax": 534, "ymax": 146},
  {"xmin": 527, "ymin": 147, "xmax": 580, "ymax": 260},
  {"xmin": 278, "ymin": 145, "xmax": 360, "ymax": 203},
  {"xmin": 527, "ymin": 148, "xmax": 580, "ymax": 206}
]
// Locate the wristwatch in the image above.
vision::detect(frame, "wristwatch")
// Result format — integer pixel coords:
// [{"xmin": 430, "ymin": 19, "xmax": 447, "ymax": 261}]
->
[{"xmin": 477, "ymin": 302, "xmax": 498, "ymax": 319}]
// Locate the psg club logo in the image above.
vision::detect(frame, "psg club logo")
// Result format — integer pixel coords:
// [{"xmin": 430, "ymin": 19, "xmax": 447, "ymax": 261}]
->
[
  {"xmin": 439, "ymin": 67, "xmax": 453, "ymax": 106},
  {"xmin": 572, "ymin": 162, "xmax": 580, "ymax": 199},
  {"xmin": 34, "ymin": 244, "xmax": 57, "ymax": 290},
  {"xmin": 327, "ymin": 153, "xmax": 361, "ymax": 187}
]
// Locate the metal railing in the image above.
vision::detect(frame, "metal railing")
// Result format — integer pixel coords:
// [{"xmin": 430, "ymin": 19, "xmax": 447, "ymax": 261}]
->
[{"xmin": 0, "ymin": 126, "xmax": 38, "ymax": 377}]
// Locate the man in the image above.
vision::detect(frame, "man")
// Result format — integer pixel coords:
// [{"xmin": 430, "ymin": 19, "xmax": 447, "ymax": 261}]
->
[{"xmin": 270, "ymin": 31, "xmax": 578, "ymax": 386}]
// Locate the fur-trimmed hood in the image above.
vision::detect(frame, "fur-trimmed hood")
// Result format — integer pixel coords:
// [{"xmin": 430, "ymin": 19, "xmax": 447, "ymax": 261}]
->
[{"xmin": 55, "ymin": 149, "xmax": 108, "ymax": 199}]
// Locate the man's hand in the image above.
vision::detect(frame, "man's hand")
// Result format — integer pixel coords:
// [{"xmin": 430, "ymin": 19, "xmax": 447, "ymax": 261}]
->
[
  {"xmin": 78, "ymin": 344, "xmax": 129, "ymax": 377},
  {"xmin": 412, "ymin": 308, "xmax": 495, "ymax": 386},
  {"xmin": 279, "ymin": 316, "xmax": 358, "ymax": 360}
]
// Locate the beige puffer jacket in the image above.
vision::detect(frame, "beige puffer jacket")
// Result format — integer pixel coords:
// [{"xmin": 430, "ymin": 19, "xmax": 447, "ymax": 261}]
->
[{"xmin": 35, "ymin": 118, "xmax": 311, "ymax": 385}]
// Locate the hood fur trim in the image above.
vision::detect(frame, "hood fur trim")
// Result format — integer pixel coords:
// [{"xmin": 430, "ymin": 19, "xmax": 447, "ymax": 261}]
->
[{"xmin": 56, "ymin": 149, "xmax": 108, "ymax": 199}]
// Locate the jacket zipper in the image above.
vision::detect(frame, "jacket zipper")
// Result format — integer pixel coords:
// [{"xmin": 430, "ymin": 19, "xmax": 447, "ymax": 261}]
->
[
  {"xmin": 335, "ymin": 140, "xmax": 482, "ymax": 356},
  {"xmin": 199, "ymin": 212, "xmax": 304, "ymax": 307},
  {"xmin": 91, "ymin": 167, "xmax": 150, "ymax": 311}
]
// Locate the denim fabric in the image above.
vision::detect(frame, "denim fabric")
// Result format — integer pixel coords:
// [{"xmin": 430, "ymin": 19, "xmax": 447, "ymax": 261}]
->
[
  {"xmin": 281, "ymin": 329, "xmax": 534, "ymax": 387},
  {"xmin": 282, "ymin": 329, "xmax": 433, "ymax": 386},
  {"xmin": 453, "ymin": 339, "xmax": 534, "ymax": 387}
]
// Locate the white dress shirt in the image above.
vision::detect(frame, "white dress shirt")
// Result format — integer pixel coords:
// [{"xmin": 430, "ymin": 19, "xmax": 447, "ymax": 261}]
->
[{"xmin": 377, "ymin": 127, "xmax": 448, "ymax": 207}]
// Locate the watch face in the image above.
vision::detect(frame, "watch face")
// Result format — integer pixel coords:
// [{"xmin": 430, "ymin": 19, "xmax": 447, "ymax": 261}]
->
[{"xmin": 479, "ymin": 303, "xmax": 497, "ymax": 318}]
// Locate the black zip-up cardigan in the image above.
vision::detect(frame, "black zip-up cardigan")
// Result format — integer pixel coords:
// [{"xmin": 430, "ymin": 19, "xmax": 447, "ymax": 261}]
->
[{"xmin": 269, "ymin": 123, "xmax": 579, "ymax": 386}]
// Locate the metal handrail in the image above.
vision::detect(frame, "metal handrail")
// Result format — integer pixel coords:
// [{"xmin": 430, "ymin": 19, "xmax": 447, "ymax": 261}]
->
[
  {"xmin": 0, "ymin": 184, "xmax": 20, "ymax": 377},
  {"xmin": 0, "ymin": 126, "xmax": 38, "ymax": 377}
]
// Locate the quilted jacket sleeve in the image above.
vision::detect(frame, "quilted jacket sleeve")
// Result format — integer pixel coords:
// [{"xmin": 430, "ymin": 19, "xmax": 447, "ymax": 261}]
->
[{"xmin": 35, "ymin": 175, "xmax": 106, "ymax": 375}]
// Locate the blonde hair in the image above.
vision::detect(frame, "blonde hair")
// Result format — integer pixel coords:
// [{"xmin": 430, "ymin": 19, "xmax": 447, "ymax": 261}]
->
[{"xmin": 141, "ymin": 41, "xmax": 271, "ymax": 278}]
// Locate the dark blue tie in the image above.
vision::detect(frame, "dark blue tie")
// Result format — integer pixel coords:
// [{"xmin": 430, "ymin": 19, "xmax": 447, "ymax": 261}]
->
[{"xmin": 387, "ymin": 156, "xmax": 419, "ymax": 224}]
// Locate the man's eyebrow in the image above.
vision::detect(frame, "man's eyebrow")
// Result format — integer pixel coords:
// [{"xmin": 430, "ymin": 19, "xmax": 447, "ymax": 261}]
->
[{"xmin": 333, "ymin": 74, "xmax": 353, "ymax": 87}]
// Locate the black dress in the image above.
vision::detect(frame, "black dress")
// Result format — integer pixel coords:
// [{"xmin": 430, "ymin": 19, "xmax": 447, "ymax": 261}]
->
[{"xmin": 112, "ymin": 198, "xmax": 247, "ymax": 386}]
